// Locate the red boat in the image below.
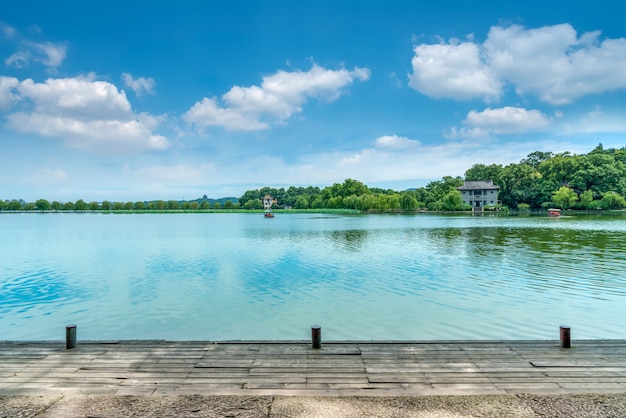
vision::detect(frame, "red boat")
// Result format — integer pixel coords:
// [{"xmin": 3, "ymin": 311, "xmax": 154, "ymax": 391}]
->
[{"xmin": 548, "ymin": 208, "xmax": 561, "ymax": 217}]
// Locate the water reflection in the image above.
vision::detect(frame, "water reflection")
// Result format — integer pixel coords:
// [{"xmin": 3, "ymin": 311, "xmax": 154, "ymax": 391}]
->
[
  {"xmin": 329, "ymin": 229, "xmax": 368, "ymax": 252},
  {"xmin": 2, "ymin": 213, "xmax": 626, "ymax": 341},
  {"xmin": 0, "ymin": 268, "xmax": 90, "ymax": 315}
]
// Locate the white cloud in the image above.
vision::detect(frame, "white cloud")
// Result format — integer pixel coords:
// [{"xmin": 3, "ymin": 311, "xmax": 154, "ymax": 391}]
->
[
  {"xmin": 464, "ymin": 107, "xmax": 550, "ymax": 134},
  {"xmin": 443, "ymin": 126, "xmax": 492, "ymax": 140},
  {"xmin": 0, "ymin": 76, "xmax": 20, "ymax": 109},
  {"xmin": 17, "ymin": 75, "xmax": 131, "ymax": 119},
  {"xmin": 5, "ymin": 40, "xmax": 67, "ymax": 70},
  {"xmin": 4, "ymin": 76, "xmax": 168, "ymax": 153},
  {"xmin": 409, "ymin": 41, "xmax": 501, "ymax": 101},
  {"xmin": 184, "ymin": 64, "xmax": 370, "ymax": 131},
  {"xmin": 444, "ymin": 107, "xmax": 549, "ymax": 139},
  {"xmin": 122, "ymin": 73, "xmax": 156, "ymax": 96},
  {"xmin": 374, "ymin": 135, "xmax": 421, "ymax": 149},
  {"xmin": 184, "ymin": 97, "xmax": 270, "ymax": 131},
  {"xmin": 409, "ymin": 23, "xmax": 626, "ymax": 104}
]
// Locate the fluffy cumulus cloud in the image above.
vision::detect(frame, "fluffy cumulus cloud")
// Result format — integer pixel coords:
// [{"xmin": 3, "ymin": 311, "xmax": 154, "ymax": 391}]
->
[
  {"xmin": 409, "ymin": 41, "xmax": 501, "ymax": 101},
  {"xmin": 184, "ymin": 64, "xmax": 370, "ymax": 131},
  {"xmin": 0, "ymin": 76, "xmax": 20, "ymax": 109},
  {"xmin": 122, "ymin": 73, "xmax": 156, "ymax": 96},
  {"xmin": 445, "ymin": 107, "xmax": 550, "ymax": 139},
  {"xmin": 409, "ymin": 23, "xmax": 626, "ymax": 104},
  {"xmin": 4, "ymin": 75, "xmax": 168, "ymax": 152},
  {"xmin": 465, "ymin": 107, "xmax": 550, "ymax": 133}
]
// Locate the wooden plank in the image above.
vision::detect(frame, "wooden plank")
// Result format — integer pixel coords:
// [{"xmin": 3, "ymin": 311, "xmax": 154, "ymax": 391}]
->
[{"xmin": 3, "ymin": 340, "xmax": 626, "ymax": 395}]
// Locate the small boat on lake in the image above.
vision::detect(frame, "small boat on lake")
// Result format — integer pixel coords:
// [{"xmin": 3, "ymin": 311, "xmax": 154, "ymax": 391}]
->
[
  {"xmin": 548, "ymin": 208, "xmax": 561, "ymax": 217},
  {"xmin": 264, "ymin": 211, "xmax": 274, "ymax": 218}
]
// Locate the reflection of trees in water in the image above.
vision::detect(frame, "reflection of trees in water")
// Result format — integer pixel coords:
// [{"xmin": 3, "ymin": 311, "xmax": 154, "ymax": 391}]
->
[
  {"xmin": 422, "ymin": 226, "xmax": 623, "ymax": 259},
  {"xmin": 420, "ymin": 226, "xmax": 626, "ymax": 296},
  {"xmin": 329, "ymin": 229, "xmax": 368, "ymax": 252}
]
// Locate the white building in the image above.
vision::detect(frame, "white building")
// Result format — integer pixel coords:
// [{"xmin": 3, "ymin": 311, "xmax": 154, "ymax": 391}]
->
[
  {"xmin": 261, "ymin": 195, "xmax": 277, "ymax": 210},
  {"xmin": 457, "ymin": 180, "xmax": 500, "ymax": 210}
]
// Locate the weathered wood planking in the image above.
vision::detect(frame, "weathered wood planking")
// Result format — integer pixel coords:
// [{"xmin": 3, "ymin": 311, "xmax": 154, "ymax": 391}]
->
[{"xmin": 1, "ymin": 340, "xmax": 626, "ymax": 395}]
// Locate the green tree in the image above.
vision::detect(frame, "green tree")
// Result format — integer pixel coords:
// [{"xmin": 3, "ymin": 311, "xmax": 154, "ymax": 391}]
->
[
  {"xmin": 538, "ymin": 152, "xmax": 582, "ymax": 187},
  {"xmin": 8, "ymin": 200, "xmax": 22, "ymax": 210},
  {"xmin": 552, "ymin": 187, "xmax": 578, "ymax": 209},
  {"xmin": 310, "ymin": 197, "xmax": 325, "ymax": 209},
  {"xmin": 400, "ymin": 192, "xmax": 418, "ymax": 212},
  {"xmin": 35, "ymin": 199, "xmax": 51, "ymax": 211},
  {"xmin": 425, "ymin": 176, "xmax": 463, "ymax": 205},
  {"xmin": 89, "ymin": 201, "xmax": 99, "ymax": 210},
  {"xmin": 212, "ymin": 202, "xmax": 221, "ymax": 209},
  {"xmin": 224, "ymin": 200, "xmax": 234, "ymax": 209},
  {"xmin": 442, "ymin": 190, "xmax": 463, "ymax": 210},
  {"xmin": 189, "ymin": 201, "xmax": 200, "ymax": 210},
  {"xmin": 520, "ymin": 151, "xmax": 554, "ymax": 169},
  {"xmin": 75, "ymin": 199, "xmax": 88, "ymax": 211},
  {"xmin": 578, "ymin": 190, "xmax": 594, "ymax": 209},
  {"xmin": 134, "ymin": 201, "xmax": 146, "ymax": 210},
  {"xmin": 294, "ymin": 196, "xmax": 309, "ymax": 209},
  {"xmin": 327, "ymin": 196, "xmax": 344, "ymax": 209},
  {"xmin": 0, "ymin": 200, "xmax": 6, "ymax": 211},
  {"xmin": 200, "ymin": 201, "xmax": 210, "ymax": 209},
  {"xmin": 62, "ymin": 201, "xmax": 74, "ymax": 211},
  {"xmin": 101, "ymin": 201, "xmax": 111, "ymax": 210},
  {"xmin": 499, "ymin": 163, "xmax": 542, "ymax": 208},
  {"xmin": 356, "ymin": 194, "xmax": 376, "ymax": 212},
  {"xmin": 51, "ymin": 201, "xmax": 61, "ymax": 211},
  {"xmin": 386, "ymin": 194, "xmax": 400, "ymax": 212},
  {"xmin": 464, "ymin": 164, "xmax": 503, "ymax": 184},
  {"xmin": 599, "ymin": 192, "xmax": 626, "ymax": 210},
  {"xmin": 243, "ymin": 199, "xmax": 262, "ymax": 209}
]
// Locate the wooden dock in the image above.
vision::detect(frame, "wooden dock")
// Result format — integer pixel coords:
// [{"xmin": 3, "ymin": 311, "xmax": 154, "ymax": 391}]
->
[{"xmin": 2, "ymin": 340, "xmax": 626, "ymax": 396}]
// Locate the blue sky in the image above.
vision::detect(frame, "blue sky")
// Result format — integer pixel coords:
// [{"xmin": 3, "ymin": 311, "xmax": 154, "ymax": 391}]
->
[{"xmin": 1, "ymin": 1, "xmax": 625, "ymax": 201}]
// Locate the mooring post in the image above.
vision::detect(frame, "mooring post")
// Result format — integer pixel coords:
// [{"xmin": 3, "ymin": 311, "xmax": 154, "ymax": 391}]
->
[
  {"xmin": 311, "ymin": 325, "xmax": 321, "ymax": 349},
  {"xmin": 560, "ymin": 325, "xmax": 571, "ymax": 348},
  {"xmin": 66, "ymin": 324, "xmax": 77, "ymax": 349}
]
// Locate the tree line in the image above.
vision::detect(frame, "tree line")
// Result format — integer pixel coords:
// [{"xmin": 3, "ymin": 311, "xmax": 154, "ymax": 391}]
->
[
  {"xmin": 0, "ymin": 198, "xmax": 239, "ymax": 212},
  {"xmin": 3, "ymin": 145, "xmax": 625, "ymax": 213},
  {"xmin": 238, "ymin": 145, "xmax": 626, "ymax": 212}
]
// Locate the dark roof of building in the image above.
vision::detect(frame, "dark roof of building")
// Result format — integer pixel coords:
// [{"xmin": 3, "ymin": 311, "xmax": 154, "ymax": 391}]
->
[{"xmin": 457, "ymin": 180, "xmax": 500, "ymax": 191}]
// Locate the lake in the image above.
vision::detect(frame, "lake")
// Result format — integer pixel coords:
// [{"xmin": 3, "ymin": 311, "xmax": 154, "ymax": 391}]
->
[{"xmin": 2, "ymin": 212, "xmax": 625, "ymax": 341}]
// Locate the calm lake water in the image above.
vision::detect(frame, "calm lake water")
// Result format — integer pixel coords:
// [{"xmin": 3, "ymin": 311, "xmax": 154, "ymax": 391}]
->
[{"xmin": 2, "ymin": 212, "xmax": 626, "ymax": 341}]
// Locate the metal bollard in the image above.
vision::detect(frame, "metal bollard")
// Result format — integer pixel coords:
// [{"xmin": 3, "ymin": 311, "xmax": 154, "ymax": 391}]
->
[
  {"xmin": 66, "ymin": 324, "xmax": 77, "ymax": 349},
  {"xmin": 560, "ymin": 325, "xmax": 571, "ymax": 348},
  {"xmin": 311, "ymin": 325, "xmax": 321, "ymax": 349}
]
